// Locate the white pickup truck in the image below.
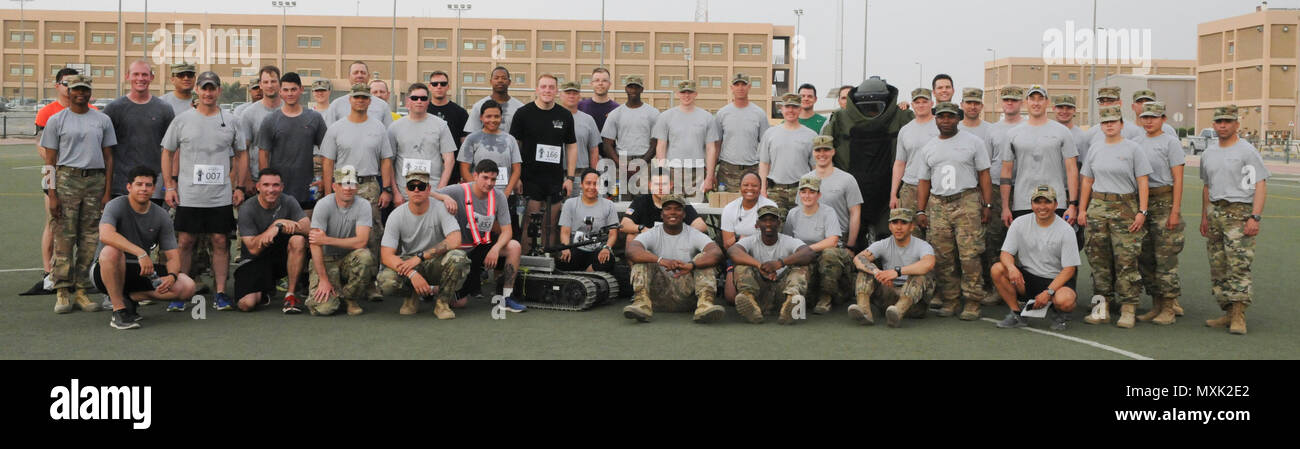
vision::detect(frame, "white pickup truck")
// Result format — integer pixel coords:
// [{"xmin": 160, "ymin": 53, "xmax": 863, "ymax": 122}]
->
[{"xmin": 1187, "ymin": 128, "xmax": 1215, "ymax": 155}]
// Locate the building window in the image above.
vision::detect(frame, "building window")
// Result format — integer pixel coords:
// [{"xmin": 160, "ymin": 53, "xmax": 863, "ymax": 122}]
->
[
  {"xmin": 477, "ymin": 40, "xmax": 487, "ymax": 50},
  {"xmin": 464, "ymin": 73, "xmax": 474, "ymax": 83},
  {"xmin": 437, "ymin": 39, "xmax": 447, "ymax": 50},
  {"xmin": 581, "ymin": 41, "xmax": 603, "ymax": 53},
  {"xmin": 51, "ymin": 33, "xmax": 61, "ymax": 43},
  {"xmin": 232, "ymin": 68, "xmax": 243, "ymax": 77},
  {"xmin": 514, "ymin": 74, "xmax": 525, "ymax": 83},
  {"xmin": 66, "ymin": 33, "xmax": 76, "ymax": 43},
  {"xmin": 1068, "ymin": 73, "xmax": 1078, "ymax": 81},
  {"xmin": 699, "ymin": 43, "xmax": 711, "ymax": 54},
  {"xmin": 543, "ymin": 41, "xmax": 553, "ymax": 51},
  {"xmin": 297, "ymin": 35, "xmax": 322, "ymax": 48},
  {"xmin": 1227, "ymin": 42, "xmax": 1234, "ymax": 55},
  {"xmin": 1051, "ymin": 72, "xmax": 1060, "ymax": 81},
  {"xmin": 11, "ymin": 31, "xmax": 35, "ymax": 42},
  {"xmin": 712, "ymin": 44, "xmax": 723, "ymax": 54},
  {"xmin": 660, "ymin": 76, "xmax": 671, "ymax": 88},
  {"xmin": 582, "ymin": 76, "xmax": 592, "ymax": 85},
  {"xmin": 661, "ymin": 43, "xmax": 671, "ymax": 53},
  {"xmin": 555, "ymin": 74, "xmax": 567, "ymax": 84},
  {"xmin": 674, "ymin": 43, "xmax": 684, "ymax": 54},
  {"xmin": 751, "ymin": 77, "xmax": 762, "ymax": 89},
  {"xmin": 623, "ymin": 41, "xmax": 644, "ymax": 53},
  {"xmin": 476, "ymin": 73, "xmax": 486, "ymax": 83},
  {"xmin": 1226, "ymin": 81, "xmax": 1233, "ymax": 93},
  {"xmin": 738, "ymin": 45, "xmax": 749, "ymax": 55},
  {"xmin": 298, "ymin": 68, "xmax": 322, "ymax": 77},
  {"xmin": 464, "ymin": 40, "xmax": 475, "ymax": 50}
]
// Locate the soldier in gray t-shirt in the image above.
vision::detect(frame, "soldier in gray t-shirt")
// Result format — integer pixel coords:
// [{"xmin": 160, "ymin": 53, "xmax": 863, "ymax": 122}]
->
[
  {"xmin": 713, "ymin": 95, "xmax": 771, "ymax": 193},
  {"xmin": 1080, "ymin": 139, "xmax": 1153, "ymax": 195},
  {"xmin": 728, "ymin": 206, "xmax": 815, "ymax": 324},
  {"xmin": 306, "ymin": 174, "xmax": 378, "ymax": 316},
  {"xmin": 997, "ymin": 120, "xmax": 1080, "ymax": 216},
  {"xmin": 237, "ymin": 99, "xmax": 280, "ymax": 183},
  {"xmin": 602, "ymin": 102, "xmax": 659, "ymax": 157},
  {"xmin": 459, "ymin": 130, "xmax": 522, "ymax": 197},
  {"xmin": 783, "ymin": 175, "xmax": 856, "ymax": 315},
  {"xmin": 103, "ymin": 95, "xmax": 175, "ymax": 198},
  {"xmin": 804, "ymin": 136, "xmax": 864, "ymax": 247},
  {"xmin": 557, "ymin": 171, "xmax": 620, "ymax": 272},
  {"xmin": 623, "ymin": 195, "xmax": 726, "ymax": 323},
  {"xmin": 991, "ymin": 186, "xmax": 1081, "ymax": 329},
  {"xmin": 850, "ymin": 208, "xmax": 938, "ymax": 327},
  {"xmin": 377, "ymin": 170, "xmax": 471, "ymax": 317},
  {"xmin": 389, "ymin": 114, "xmax": 457, "ymax": 196}
]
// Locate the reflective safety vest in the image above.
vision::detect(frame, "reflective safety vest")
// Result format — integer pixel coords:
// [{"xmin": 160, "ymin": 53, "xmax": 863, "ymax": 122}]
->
[{"xmin": 460, "ymin": 182, "xmax": 495, "ymax": 249}]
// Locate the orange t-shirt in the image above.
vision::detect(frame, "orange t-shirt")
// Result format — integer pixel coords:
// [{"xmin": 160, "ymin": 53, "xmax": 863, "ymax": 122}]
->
[{"xmin": 35, "ymin": 101, "xmax": 98, "ymax": 128}]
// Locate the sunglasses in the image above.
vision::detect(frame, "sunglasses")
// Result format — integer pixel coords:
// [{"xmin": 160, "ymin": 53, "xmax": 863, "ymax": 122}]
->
[
  {"xmin": 406, "ymin": 181, "xmax": 429, "ymax": 192},
  {"xmin": 57, "ymin": 81, "xmax": 69, "ymax": 87},
  {"xmin": 408, "ymin": 95, "xmax": 429, "ymax": 102},
  {"xmin": 175, "ymin": 72, "xmax": 196, "ymax": 78},
  {"xmin": 429, "ymin": 81, "xmax": 448, "ymax": 87}
]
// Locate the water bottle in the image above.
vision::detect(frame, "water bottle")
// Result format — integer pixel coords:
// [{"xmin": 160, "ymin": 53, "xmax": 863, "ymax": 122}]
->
[
  {"xmin": 515, "ymin": 197, "xmax": 525, "ymax": 219},
  {"xmin": 149, "ymin": 272, "xmax": 163, "ymax": 289},
  {"xmin": 309, "ymin": 175, "xmax": 321, "ymax": 200}
]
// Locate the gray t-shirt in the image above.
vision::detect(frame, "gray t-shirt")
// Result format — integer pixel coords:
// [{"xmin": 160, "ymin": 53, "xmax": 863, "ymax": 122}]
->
[
  {"xmin": 759, "ymin": 125, "xmax": 817, "ymax": 184},
  {"xmin": 320, "ymin": 118, "xmax": 394, "ymax": 177},
  {"xmin": 161, "ymin": 109, "xmax": 246, "ymax": 208},
  {"xmin": 958, "ymin": 120, "xmax": 999, "ymax": 185},
  {"xmin": 96, "ymin": 196, "xmax": 176, "ymax": 263},
  {"xmin": 652, "ymin": 107, "xmax": 720, "ymax": 168},
  {"xmin": 458, "ymin": 131, "xmax": 522, "ymax": 195},
  {"xmin": 997, "ymin": 121, "xmax": 1079, "ymax": 211},
  {"xmin": 805, "ymin": 168, "xmax": 863, "ymax": 238},
  {"xmin": 569, "ymin": 110, "xmax": 601, "ymax": 170},
  {"xmin": 1081, "ymin": 139, "xmax": 1153, "ymax": 194},
  {"xmin": 895, "ymin": 118, "xmax": 940, "ymax": 185},
  {"xmin": 1002, "ymin": 214, "xmax": 1081, "ymax": 279},
  {"xmin": 258, "ymin": 109, "xmax": 328, "ymax": 202},
  {"xmin": 1066, "ymin": 125, "xmax": 1091, "ymax": 166},
  {"xmin": 721, "ymin": 197, "xmax": 778, "ymax": 239},
  {"xmin": 601, "ymin": 103, "xmax": 660, "ymax": 157},
  {"xmin": 715, "ymin": 103, "xmax": 771, "ymax": 166},
  {"xmin": 237, "ymin": 194, "xmax": 306, "ymax": 260},
  {"xmin": 1200, "ymin": 140, "xmax": 1271, "ymax": 204},
  {"xmin": 782, "ymin": 205, "xmax": 841, "ymax": 246},
  {"xmin": 103, "ymin": 96, "xmax": 175, "ymax": 197},
  {"xmin": 237, "ymin": 100, "xmax": 279, "ymax": 175},
  {"xmin": 916, "ymin": 132, "xmax": 992, "ymax": 196},
  {"xmin": 381, "ymin": 202, "xmax": 461, "ymax": 257},
  {"xmin": 310, "ymin": 194, "xmax": 373, "ymax": 257},
  {"xmin": 634, "ymin": 225, "xmax": 713, "ymax": 262},
  {"xmin": 866, "ymin": 236, "xmax": 935, "ymax": 286},
  {"xmin": 559, "ymin": 197, "xmax": 619, "ymax": 252},
  {"xmin": 160, "ymin": 92, "xmax": 194, "ymax": 115},
  {"xmin": 1137, "ymin": 133, "xmax": 1185, "ymax": 189},
  {"xmin": 389, "ymin": 115, "xmax": 457, "ymax": 195},
  {"xmin": 1086, "ymin": 121, "xmax": 1178, "ymax": 147},
  {"xmin": 736, "ymin": 233, "xmax": 805, "ymax": 276},
  {"xmin": 325, "ymin": 95, "xmax": 393, "ymax": 127},
  {"xmin": 438, "ymin": 184, "xmax": 512, "ymax": 247},
  {"xmin": 40, "ymin": 108, "xmax": 117, "ymax": 169},
  {"xmin": 465, "ymin": 96, "xmax": 526, "ymax": 134}
]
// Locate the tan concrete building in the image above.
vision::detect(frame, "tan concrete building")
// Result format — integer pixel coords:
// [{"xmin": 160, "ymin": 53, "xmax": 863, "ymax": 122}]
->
[
  {"xmin": 983, "ymin": 57, "xmax": 1196, "ymax": 126},
  {"xmin": 1, "ymin": 9, "xmax": 794, "ymax": 114},
  {"xmin": 1099, "ymin": 73, "xmax": 1197, "ymax": 130},
  {"xmin": 1196, "ymin": 6, "xmax": 1299, "ymax": 140}
]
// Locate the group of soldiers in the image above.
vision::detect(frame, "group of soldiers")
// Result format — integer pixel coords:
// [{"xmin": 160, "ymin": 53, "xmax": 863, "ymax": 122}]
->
[{"xmin": 34, "ymin": 59, "xmax": 1268, "ymax": 336}]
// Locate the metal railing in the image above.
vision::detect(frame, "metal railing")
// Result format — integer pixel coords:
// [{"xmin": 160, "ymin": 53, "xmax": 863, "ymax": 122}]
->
[{"xmin": 0, "ymin": 113, "xmax": 38, "ymax": 138}]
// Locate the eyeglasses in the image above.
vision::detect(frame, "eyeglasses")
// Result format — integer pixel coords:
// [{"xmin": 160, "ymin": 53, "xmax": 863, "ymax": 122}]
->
[
  {"xmin": 175, "ymin": 72, "xmax": 196, "ymax": 78},
  {"xmin": 406, "ymin": 181, "xmax": 429, "ymax": 191},
  {"xmin": 408, "ymin": 95, "xmax": 429, "ymax": 102},
  {"xmin": 57, "ymin": 81, "xmax": 69, "ymax": 87},
  {"xmin": 429, "ymin": 81, "xmax": 449, "ymax": 87}
]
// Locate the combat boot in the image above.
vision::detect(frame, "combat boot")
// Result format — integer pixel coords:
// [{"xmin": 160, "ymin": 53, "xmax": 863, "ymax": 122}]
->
[
  {"xmin": 1151, "ymin": 298, "xmax": 1176, "ymax": 325},
  {"xmin": 345, "ymin": 299, "xmax": 364, "ymax": 316},
  {"xmin": 734, "ymin": 292, "xmax": 764, "ymax": 324},
  {"xmin": 1084, "ymin": 295, "xmax": 1110, "ymax": 325},
  {"xmin": 433, "ymin": 298, "xmax": 456, "ymax": 320},
  {"xmin": 1205, "ymin": 308, "xmax": 1232, "ymax": 328},
  {"xmin": 1170, "ymin": 298, "xmax": 1185, "ymax": 316},
  {"xmin": 1228, "ymin": 302, "xmax": 1247, "ymax": 335},
  {"xmin": 74, "ymin": 289, "xmax": 100, "ymax": 312},
  {"xmin": 54, "ymin": 289, "xmax": 74, "ymax": 314},
  {"xmin": 980, "ymin": 290, "xmax": 1002, "ymax": 306},
  {"xmin": 959, "ymin": 300, "xmax": 981, "ymax": 321},
  {"xmin": 623, "ymin": 292, "xmax": 653, "ymax": 323},
  {"xmin": 813, "ymin": 293, "xmax": 832, "ymax": 315},
  {"xmin": 847, "ymin": 292, "xmax": 874, "ymax": 325},
  {"xmin": 778, "ymin": 294, "xmax": 801, "ymax": 325},
  {"xmin": 935, "ymin": 297, "xmax": 959, "ymax": 318},
  {"xmin": 399, "ymin": 295, "xmax": 419, "ymax": 315},
  {"xmin": 885, "ymin": 296, "xmax": 914, "ymax": 328},
  {"xmin": 1137, "ymin": 300, "xmax": 1163, "ymax": 322},
  {"xmin": 1116, "ymin": 303, "xmax": 1137, "ymax": 329},
  {"xmin": 693, "ymin": 291, "xmax": 725, "ymax": 324}
]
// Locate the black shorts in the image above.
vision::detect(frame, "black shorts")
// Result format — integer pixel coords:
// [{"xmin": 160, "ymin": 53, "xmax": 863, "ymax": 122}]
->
[
  {"xmin": 557, "ymin": 249, "xmax": 615, "ymax": 273},
  {"xmin": 459, "ymin": 243, "xmax": 508, "ymax": 297},
  {"xmin": 174, "ymin": 205, "xmax": 236, "ymax": 234},
  {"xmin": 1021, "ymin": 269, "xmax": 1076, "ymax": 302},
  {"xmin": 92, "ymin": 260, "xmax": 170, "ymax": 298},
  {"xmin": 521, "ymin": 178, "xmax": 566, "ymax": 204},
  {"xmin": 232, "ymin": 235, "xmax": 290, "ymax": 300}
]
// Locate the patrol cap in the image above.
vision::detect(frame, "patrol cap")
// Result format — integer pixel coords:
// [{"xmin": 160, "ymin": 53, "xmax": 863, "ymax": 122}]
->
[
  {"xmin": 64, "ymin": 74, "xmax": 92, "ymax": 89},
  {"xmin": 1025, "ymin": 84, "xmax": 1048, "ymax": 98},
  {"xmin": 1030, "ymin": 184, "xmax": 1057, "ymax": 203},
  {"xmin": 676, "ymin": 80, "xmax": 697, "ymax": 93},
  {"xmin": 560, "ymin": 80, "xmax": 582, "ymax": 92},
  {"xmin": 798, "ymin": 175, "xmax": 821, "ymax": 192},
  {"xmin": 333, "ymin": 165, "xmax": 359, "ymax": 186},
  {"xmin": 1098, "ymin": 105, "xmax": 1123, "ymax": 123},
  {"xmin": 1096, "ymin": 86, "xmax": 1121, "ymax": 101},
  {"xmin": 404, "ymin": 169, "xmax": 430, "ymax": 185},
  {"xmin": 250, "ymin": 84, "xmax": 261, "ymax": 91},
  {"xmin": 1000, "ymin": 86, "xmax": 1024, "ymax": 101},
  {"xmin": 911, "ymin": 88, "xmax": 932, "ymax": 102},
  {"xmin": 349, "ymin": 83, "xmax": 371, "ymax": 98},
  {"xmin": 170, "ymin": 63, "xmax": 197, "ymax": 75},
  {"xmin": 812, "ymin": 135, "xmax": 834, "ymax": 151},
  {"xmin": 311, "ymin": 79, "xmax": 332, "ymax": 92},
  {"xmin": 1139, "ymin": 101, "xmax": 1166, "ymax": 118},
  {"xmin": 780, "ymin": 93, "xmax": 801, "ymax": 107},
  {"xmin": 660, "ymin": 194, "xmax": 687, "ymax": 207},
  {"xmin": 961, "ymin": 88, "xmax": 984, "ymax": 104},
  {"xmin": 1132, "ymin": 89, "xmax": 1157, "ymax": 102},
  {"xmin": 195, "ymin": 71, "xmax": 221, "ymax": 88},
  {"xmin": 1053, "ymin": 94, "xmax": 1077, "ymax": 108},
  {"xmin": 756, "ymin": 205, "xmax": 785, "ymax": 221},
  {"xmin": 1213, "ymin": 105, "xmax": 1239, "ymax": 121},
  {"xmin": 888, "ymin": 208, "xmax": 915, "ymax": 223},
  {"xmin": 731, "ymin": 73, "xmax": 750, "ymax": 85},
  {"xmin": 933, "ymin": 102, "xmax": 960, "ymax": 116},
  {"xmin": 624, "ymin": 75, "xmax": 644, "ymax": 88}
]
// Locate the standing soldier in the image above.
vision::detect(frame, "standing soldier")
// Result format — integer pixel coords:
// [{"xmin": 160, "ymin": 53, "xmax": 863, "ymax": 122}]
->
[
  {"xmin": 821, "ymin": 77, "xmax": 912, "ymax": 245},
  {"xmin": 258, "ymin": 72, "xmax": 329, "ymax": 212},
  {"xmin": 600, "ymin": 75, "xmax": 659, "ymax": 194},
  {"xmin": 578, "ymin": 67, "xmax": 620, "ymax": 131},
  {"xmin": 161, "ymin": 63, "xmax": 196, "ymax": 115},
  {"xmin": 1134, "ymin": 102, "xmax": 1186, "ymax": 325},
  {"xmin": 729, "ymin": 206, "xmax": 816, "ymax": 325},
  {"xmin": 713, "ymin": 73, "xmax": 770, "ymax": 193},
  {"xmin": 324, "ymin": 61, "xmax": 394, "ymax": 126},
  {"xmin": 851, "ymin": 209, "xmax": 938, "ymax": 328},
  {"xmin": 958, "ymin": 88, "xmax": 1006, "ymax": 306},
  {"xmin": 622, "ymin": 195, "xmax": 726, "ymax": 323},
  {"xmin": 986, "ymin": 86, "xmax": 1025, "ymax": 167},
  {"xmin": 560, "ymin": 81, "xmax": 603, "ymax": 198},
  {"xmin": 782, "ymin": 175, "xmax": 854, "ymax": 315},
  {"xmin": 238, "ymin": 66, "xmax": 283, "ymax": 189},
  {"xmin": 305, "ymin": 166, "xmax": 377, "ymax": 316},
  {"xmin": 1199, "ymin": 105, "xmax": 1269, "ymax": 335},
  {"xmin": 310, "ymin": 79, "xmax": 332, "ymax": 113},
  {"xmin": 1077, "ymin": 106, "xmax": 1152, "ymax": 329},
  {"xmin": 377, "ymin": 170, "xmax": 470, "ymax": 318},
  {"xmin": 652, "ymin": 81, "xmax": 720, "ymax": 197},
  {"xmin": 759, "ymin": 93, "xmax": 817, "ymax": 210},
  {"xmin": 465, "ymin": 67, "xmax": 526, "ymax": 134},
  {"xmin": 997, "ymin": 85, "xmax": 1080, "ymax": 226},
  {"xmin": 388, "ymin": 82, "xmax": 457, "ymax": 200},
  {"xmin": 803, "ymin": 136, "xmax": 864, "ymax": 253},
  {"xmin": 40, "ymin": 74, "xmax": 117, "ymax": 313},
  {"xmin": 914, "ymin": 102, "xmax": 993, "ymax": 320},
  {"xmin": 890, "ymin": 88, "xmax": 939, "ymax": 238},
  {"xmin": 796, "ymin": 84, "xmax": 826, "ymax": 133},
  {"xmin": 1052, "ymin": 94, "xmax": 1092, "ymax": 168},
  {"xmin": 510, "ymin": 74, "xmax": 578, "ymax": 253}
]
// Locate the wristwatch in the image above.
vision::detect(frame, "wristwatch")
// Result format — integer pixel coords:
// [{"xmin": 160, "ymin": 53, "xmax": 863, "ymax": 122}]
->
[
  {"xmin": 915, "ymin": 211, "xmax": 927, "ymax": 216},
  {"xmin": 1069, "ymin": 200, "xmax": 1080, "ymax": 207},
  {"xmin": 1139, "ymin": 209, "xmax": 1149, "ymax": 217},
  {"xmin": 416, "ymin": 251, "xmax": 426, "ymax": 261},
  {"xmin": 1046, "ymin": 288, "xmax": 1056, "ymax": 297},
  {"xmin": 984, "ymin": 203, "xmax": 994, "ymax": 209},
  {"xmin": 381, "ymin": 186, "xmax": 394, "ymax": 194},
  {"xmin": 1249, "ymin": 214, "xmax": 1262, "ymax": 222},
  {"xmin": 894, "ymin": 267, "xmax": 902, "ymax": 277}
]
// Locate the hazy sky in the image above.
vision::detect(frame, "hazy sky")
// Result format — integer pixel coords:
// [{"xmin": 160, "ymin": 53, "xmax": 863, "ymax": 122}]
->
[{"xmin": 10, "ymin": 0, "xmax": 1293, "ymax": 109}]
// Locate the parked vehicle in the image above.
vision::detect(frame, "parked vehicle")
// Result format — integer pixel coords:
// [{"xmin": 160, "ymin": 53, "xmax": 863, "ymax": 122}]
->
[{"xmin": 1188, "ymin": 128, "xmax": 1215, "ymax": 155}]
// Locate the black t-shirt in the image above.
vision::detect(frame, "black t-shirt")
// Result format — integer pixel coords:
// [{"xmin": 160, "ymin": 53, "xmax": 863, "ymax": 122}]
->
[
  {"xmin": 509, "ymin": 102, "xmax": 576, "ymax": 183},
  {"xmin": 427, "ymin": 101, "xmax": 469, "ymax": 148},
  {"xmin": 626, "ymin": 194, "xmax": 701, "ymax": 228}
]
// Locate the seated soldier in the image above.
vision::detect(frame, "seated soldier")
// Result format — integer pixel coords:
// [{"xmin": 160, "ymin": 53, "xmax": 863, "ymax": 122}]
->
[
  {"xmin": 93, "ymin": 167, "xmax": 198, "ymax": 329},
  {"xmin": 619, "ymin": 168, "xmax": 708, "ymax": 243},
  {"xmin": 851, "ymin": 208, "xmax": 938, "ymax": 328},
  {"xmin": 377, "ymin": 170, "xmax": 471, "ymax": 318},
  {"xmin": 558, "ymin": 168, "xmax": 619, "ymax": 273},
  {"xmin": 622, "ymin": 195, "xmax": 726, "ymax": 323},
  {"xmin": 305, "ymin": 166, "xmax": 378, "ymax": 316},
  {"xmin": 729, "ymin": 205, "xmax": 817, "ymax": 324},
  {"xmin": 233, "ymin": 168, "xmax": 310, "ymax": 313},
  {"xmin": 990, "ymin": 185, "xmax": 1079, "ymax": 331},
  {"xmin": 430, "ymin": 160, "xmax": 526, "ymax": 312},
  {"xmin": 783, "ymin": 175, "xmax": 854, "ymax": 315}
]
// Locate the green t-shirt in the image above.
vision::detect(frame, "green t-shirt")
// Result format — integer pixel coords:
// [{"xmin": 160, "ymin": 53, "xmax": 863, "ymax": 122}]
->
[{"xmin": 799, "ymin": 114, "xmax": 827, "ymax": 133}]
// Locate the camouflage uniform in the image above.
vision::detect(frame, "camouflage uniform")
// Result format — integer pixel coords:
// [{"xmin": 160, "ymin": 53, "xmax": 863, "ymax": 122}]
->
[
  {"xmin": 715, "ymin": 161, "xmax": 752, "ymax": 194},
  {"xmin": 1084, "ymin": 192, "xmax": 1146, "ymax": 305},
  {"xmin": 926, "ymin": 189, "xmax": 987, "ymax": 310},
  {"xmin": 1138, "ymin": 186, "xmax": 1184, "ymax": 303},
  {"xmin": 896, "ymin": 183, "xmax": 924, "ymax": 239},
  {"xmin": 306, "ymin": 249, "xmax": 377, "ymax": 315},
  {"xmin": 356, "ymin": 178, "xmax": 386, "ymax": 260},
  {"xmin": 766, "ymin": 180, "xmax": 799, "ymax": 211},
  {"xmin": 855, "ymin": 272, "xmax": 934, "ymax": 319},
  {"xmin": 629, "ymin": 263, "xmax": 719, "ymax": 313},
  {"xmin": 376, "ymin": 250, "xmax": 471, "ymax": 304},
  {"xmin": 981, "ymin": 193, "xmax": 1007, "ymax": 297},
  {"xmin": 810, "ymin": 247, "xmax": 854, "ymax": 305},
  {"xmin": 734, "ymin": 265, "xmax": 810, "ymax": 315},
  {"xmin": 51, "ymin": 167, "xmax": 105, "ymax": 290},
  {"xmin": 1206, "ymin": 201, "xmax": 1254, "ymax": 307}
]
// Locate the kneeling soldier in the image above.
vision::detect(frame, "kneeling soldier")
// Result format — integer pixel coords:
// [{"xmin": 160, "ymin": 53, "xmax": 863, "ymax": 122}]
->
[
  {"xmin": 623, "ymin": 195, "xmax": 726, "ymax": 323},
  {"xmin": 730, "ymin": 205, "xmax": 816, "ymax": 324},
  {"xmin": 851, "ymin": 208, "xmax": 938, "ymax": 327},
  {"xmin": 782, "ymin": 175, "xmax": 853, "ymax": 315},
  {"xmin": 306, "ymin": 166, "xmax": 378, "ymax": 316},
  {"xmin": 377, "ymin": 170, "xmax": 470, "ymax": 318}
]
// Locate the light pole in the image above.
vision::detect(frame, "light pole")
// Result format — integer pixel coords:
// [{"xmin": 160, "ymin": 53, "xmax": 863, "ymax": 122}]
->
[
  {"xmin": 117, "ymin": 0, "xmax": 122, "ymax": 98},
  {"xmin": 12, "ymin": 0, "xmax": 32, "ymax": 107},
  {"xmin": 914, "ymin": 62, "xmax": 922, "ymax": 90},
  {"xmin": 986, "ymin": 48, "xmax": 996, "ymax": 86},
  {"xmin": 793, "ymin": 9, "xmax": 803, "ymax": 84},
  {"xmin": 271, "ymin": 1, "xmax": 296, "ymax": 72},
  {"xmin": 447, "ymin": 3, "xmax": 471, "ymax": 104},
  {"xmin": 1090, "ymin": 0, "xmax": 1098, "ymax": 127},
  {"xmin": 600, "ymin": 0, "xmax": 606, "ymax": 69},
  {"xmin": 684, "ymin": 48, "xmax": 693, "ymax": 82},
  {"xmin": 862, "ymin": 1, "xmax": 868, "ymax": 79},
  {"xmin": 391, "ymin": 0, "xmax": 396, "ymax": 111}
]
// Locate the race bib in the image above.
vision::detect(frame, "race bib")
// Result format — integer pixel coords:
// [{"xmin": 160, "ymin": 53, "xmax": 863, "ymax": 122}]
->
[
  {"xmin": 403, "ymin": 158, "xmax": 432, "ymax": 177},
  {"xmin": 536, "ymin": 144, "xmax": 562, "ymax": 164},
  {"xmin": 193, "ymin": 164, "xmax": 225, "ymax": 186},
  {"xmin": 474, "ymin": 212, "xmax": 496, "ymax": 234},
  {"xmin": 496, "ymin": 165, "xmax": 510, "ymax": 186}
]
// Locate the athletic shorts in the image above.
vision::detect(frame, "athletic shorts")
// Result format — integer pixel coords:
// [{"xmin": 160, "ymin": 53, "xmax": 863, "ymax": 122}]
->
[
  {"xmin": 521, "ymin": 178, "xmax": 566, "ymax": 204},
  {"xmin": 174, "ymin": 205, "xmax": 236, "ymax": 234},
  {"xmin": 92, "ymin": 260, "xmax": 170, "ymax": 297},
  {"xmin": 232, "ymin": 235, "xmax": 290, "ymax": 300},
  {"xmin": 459, "ymin": 243, "xmax": 508, "ymax": 298},
  {"xmin": 1020, "ymin": 268, "xmax": 1076, "ymax": 302}
]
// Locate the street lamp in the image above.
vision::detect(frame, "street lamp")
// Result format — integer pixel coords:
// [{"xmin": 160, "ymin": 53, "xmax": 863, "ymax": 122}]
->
[
  {"xmin": 986, "ymin": 48, "xmax": 996, "ymax": 87},
  {"xmin": 11, "ymin": 0, "xmax": 33, "ymax": 108},
  {"xmin": 793, "ymin": 9, "xmax": 803, "ymax": 84},
  {"xmin": 391, "ymin": 0, "xmax": 396, "ymax": 112},
  {"xmin": 447, "ymin": 3, "xmax": 472, "ymax": 104},
  {"xmin": 272, "ymin": 1, "xmax": 297, "ymax": 71},
  {"xmin": 914, "ymin": 62, "xmax": 922, "ymax": 90}
]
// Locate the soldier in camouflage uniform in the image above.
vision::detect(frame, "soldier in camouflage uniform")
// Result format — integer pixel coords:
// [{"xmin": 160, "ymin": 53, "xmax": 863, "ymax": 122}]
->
[
  {"xmin": 377, "ymin": 170, "xmax": 469, "ymax": 319},
  {"xmin": 914, "ymin": 102, "xmax": 993, "ymax": 320},
  {"xmin": 728, "ymin": 205, "xmax": 816, "ymax": 324},
  {"xmin": 306, "ymin": 166, "xmax": 379, "ymax": 316},
  {"xmin": 1133, "ymin": 102, "xmax": 1187, "ymax": 325},
  {"xmin": 851, "ymin": 209, "xmax": 938, "ymax": 328},
  {"xmin": 759, "ymin": 93, "xmax": 817, "ymax": 211},
  {"xmin": 963, "ymin": 87, "xmax": 1010, "ymax": 306},
  {"xmin": 713, "ymin": 73, "xmax": 770, "ymax": 194},
  {"xmin": 1078, "ymin": 106, "xmax": 1151, "ymax": 329},
  {"xmin": 623, "ymin": 195, "xmax": 727, "ymax": 323},
  {"xmin": 39, "ymin": 74, "xmax": 116, "ymax": 313},
  {"xmin": 892, "ymin": 88, "xmax": 939, "ymax": 240},
  {"xmin": 782, "ymin": 175, "xmax": 854, "ymax": 315},
  {"xmin": 1199, "ymin": 105, "xmax": 1269, "ymax": 335}
]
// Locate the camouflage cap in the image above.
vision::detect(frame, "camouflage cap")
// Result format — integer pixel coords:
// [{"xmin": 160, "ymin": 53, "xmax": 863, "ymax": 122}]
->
[
  {"xmin": 933, "ymin": 102, "xmax": 960, "ymax": 116},
  {"xmin": 1098, "ymin": 105, "xmax": 1123, "ymax": 122},
  {"xmin": 1213, "ymin": 105, "xmax": 1239, "ymax": 121},
  {"xmin": 756, "ymin": 205, "xmax": 785, "ymax": 221},
  {"xmin": 911, "ymin": 88, "xmax": 933, "ymax": 101},
  {"xmin": 888, "ymin": 208, "xmax": 915, "ymax": 223},
  {"xmin": 195, "ymin": 71, "xmax": 221, "ymax": 88},
  {"xmin": 333, "ymin": 165, "xmax": 359, "ymax": 185},
  {"xmin": 798, "ymin": 175, "xmax": 822, "ymax": 192},
  {"xmin": 1132, "ymin": 89, "xmax": 1157, "ymax": 102},
  {"xmin": 1026, "ymin": 84, "xmax": 1048, "ymax": 98},
  {"xmin": 780, "ymin": 93, "xmax": 801, "ymax": 106},
  {"xmin": 249, "ymin": 84, "xmax": 261, "ymax": 91},
  {"xmin": 624, "ymin": 75, "xmax": 645, "ymax": 87},
  {"xmin": 170, "ymin": 63, "xmax": 197, "ymax": 75},
  {"xmin": 812, "ymin": 135, "xmax": 835, "ymax": 151},
  {"xmin": 1096, "ymin": 86, "xmax": 1121, "ymax": 100},
  {"xmin": 1139, "ymin": 101, "xmax": 1166, "ymax": 118},
  {"xmin": 1053, "ymin": 94, "xmax": 1077, "ymax": 108},
  {"xmin": 311, "ymin": 79, "xmax": 332, "ymax": 91},
  {"xmin": 1031, "ymin": 184, "xmax": 1057, "ymax": 202},
  {"xmin": 349, "ymin": 83, "xmax": 372, "ymax": 98},
  {"xmin": 731, "ymin": 73, "xmax": 750, "ymax": 85},
  {"xmin": 676, "ymin": 80, "xmax": 697, "ymax": 93},
  {"xmin": 559, "ymin": 80, "xmax": 582, "ymax": 92},
  {"xmin": 404, "ymin": 169, "xmax": 430, "ymax": 185},
  {"xmin": 1000, "ymin": 86, "xmax": 1024, "ymax": 101},
  {"xmin": 961, "ymin": 88, "xmax": 984, "ymax": 103},
  {"xmin": 660, "ymin": 194, "xmax": 687, "ymax": 207},
  {"xmin": 64, "ymin": 74, "xmax": 92, "ymax": 89}
]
